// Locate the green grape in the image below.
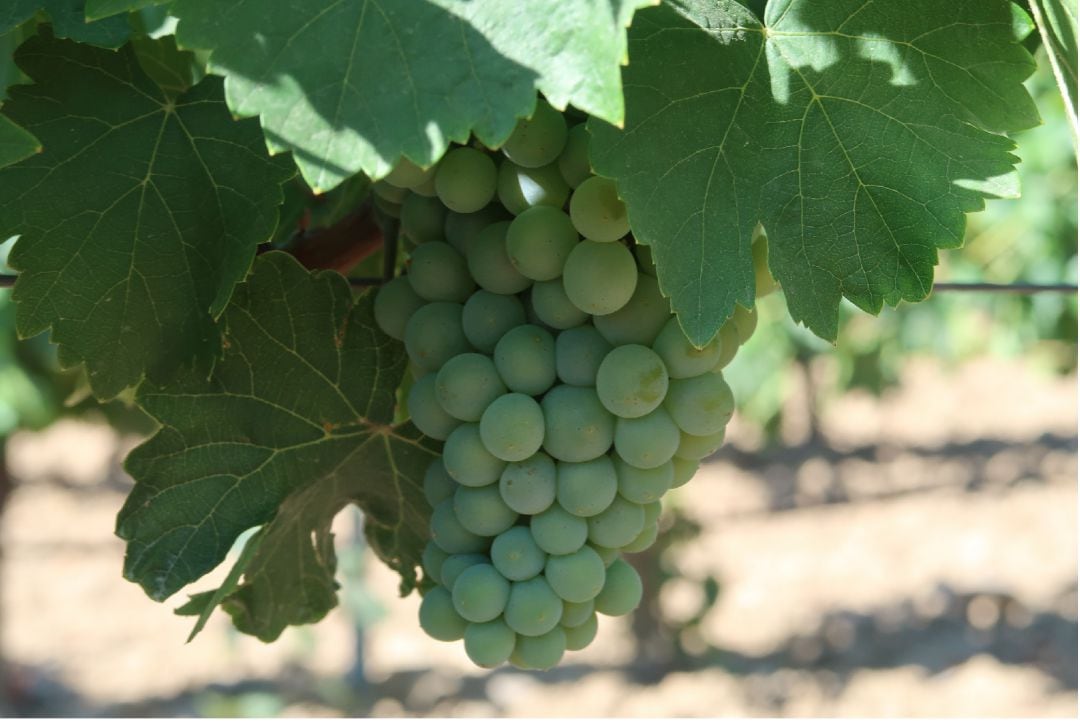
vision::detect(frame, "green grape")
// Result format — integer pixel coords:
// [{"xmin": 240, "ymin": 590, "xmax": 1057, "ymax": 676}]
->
[
  {"xmin": 373, "ymin": 194, "xmax": 402, "ymax": 219},
  {"xmin": 620, "ymin": 522, "xmax": 658, "ymax": 553},
  {"xmin": 557, "ymin": 123, "xmax": 591, "ymax": 188},
  {"xmin": 374, "ymin": 276, "xmax": 425, "ymax": 341},
  {"xmin": 614, "ymin": 407, "xmax": 680, "ymax": 469},
  {"xmin": 419, "ymin": 586, "xmax": 468, "ymax": 641},
  {"xmin": 568, "ymin": 176, "xmax": 630, "ymax": 242},
  {"xmin": 562, "ymin": 241, "xmax": 638, "ymax": 315},
  {"xmin": 479, "ymin": 392, "xmax": 546, "ymax": 462},
  {"xmin": 642, "ymin": 500, "xmax": 662, "ymax": 528},
  {"xmin": 404, "ymin": 302, "xmax": 470, "ymax": 373},
  {"xmin": 407, "ymin": 242, "xmax": 475, "ymax": 302},
  {"xmin": 712, "ymin": 320, "xmax": 741, "ymax": 371},
  {"xmin": 443, "ymin": 423, "xmax": 506, "ymax": 487},
  {"xmin": 593, "ymin": 558, "xmax": 643, "ymax": 616},
  {"xmin": 587, "ymin": 495, "xmax": 644, "ymax": 549},
  {"xmin": 385, "ymin": 157, "xmax": 435, "ymax": 189},
  {"xmin": 593, "ymin": 545, "xmax": 619, "ymax": 567},
  {"xmin": 422, "ymin": 541, "xmax": 449, "ymax": 585},
  {"xmin": 400, "ymin": 192, "xmax": 447, "ymax": 244},
  {"xmin": 435, "ymin": 353, "xmax": 506, "ymax": 422},
  {"xmin": 452, "ymin": 563, "xmax": 510, "ymax": 623},
  {"xmin": 424, "ymin": 457, "xmax": 457, "ymax": 507},
  {"xmin": 504, "ymin": 576, "xmax": 564, "ymax": 636},
  {"xmin": 634, "ymin": 243, "xmax": 657, "ymax": 277},
  {"xmin": 664, "ymin": 372, "xmax": 734, "ymax": 436},
  {"xmin": 445, "ymin": 204, "xmax": 508, "ymax": 256},
  {"xmin": 653, "ymin": 317, "xmax": 722, "ymax": 379},
  {"xmin": 530, "ymin": 280, "xmax": 589, "ymax": 330},
  {"xmin": 462, "ymin": 290, "xmax": 527, "ymax": 354},
  {"xmin": 675, "ymin": 429, "xmax": 725, "ymax": 461},
  {"xmin": 614, "ymin": 455, "xmax": 673, "ymax": 504},
  {"xmin": 436, "ymin": 147, "xmax": 498, "ymax": 213},
  {"xmin": 493, "ymin": 324, "xmax": 556, "ymax": 395},
  {"xmin": 540, "ymin": 385, "xmax": 615, "ymax": 463},
  {"xmin": 506, "ymin": 206, "xmax": 579, "ymax": 281},
  {"xmin": 499, "ymin": 452, "xmax": 557, "ymax": 515},
  {"xmin": 670, "ymin": 456, "xmax": 699, "ymax": 489},
  {"xmin": 373, "ymin": 179, "xmax": 408, "ymax": 203},
  {"xmin": 441, "ymin": 553, "xmax": 488, "ymax": 589},
  {"xmin": 497, "ymin": 160, "xmax": 569, "ymax": 215},
  {"xmin": 593, "ymin": 274, "xmax": 671, "ymax": 346},
  {"xmin": 559, "ymin": 599, "xmax": 594, "ymax": 628},
  {"xmin": 544, "ymin": 546, "xmax": 606, "ymax": 603},
  {"xmin": 556, "ymin": 457, "xmax": 618, "ymax": 517},
  {"xmin": 731, "ymin": 304, "xmax": 757, "ymax": 343},
  {"xmin": 430, "ymin": 500, "xmax": 488, "ymax": 554},
  {"xmin": 752, "ymin": 226, "xmax": 778, "ymax": 297},
  {"xmin": 501, "ymin": 98, "xmax": 568, "ymax": 168},
  {"xmin": 555, "ymin": 326, "xmax": 612, "ymax": 387},
  {"xmin": 464, "ymin": 619, "xmax": 517, "ymax": 668},
  {"xmin": 510, "ymin": 627, "xmax": 567, "ymax": 670},
  {"xmin": 454, "ymin": 484, "xmax": 519, "ymax": 536},
  {"xmin": 563, "ymin": 612, "xmax": 598, "ymax": 651},
  {"xmin": 530, "ymin": 504, "xmax": 588, "ymax": 555},
  {"xmin": 408, "ymin": 373, "xmax": 462, "ymax": 441},
  {"xmin": 466, "ymin": 221, "xmax": 532, "ymax": 295},
  {"xmin": 491, "ymin": 526, "xmax": 547, "ymax": 581},
  {"xmin": 595, "ymin": 344, "xmax": 669, "ymax": 419}
]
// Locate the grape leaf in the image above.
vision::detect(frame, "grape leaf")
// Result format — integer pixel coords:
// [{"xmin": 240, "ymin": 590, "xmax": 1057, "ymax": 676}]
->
[
  {"xmin": 1028, "ymin": 0, "xmax": 1078, "ymax": 141},
  {"xmin": 0, "ymin": 114, "xmax": 39, "ymax": 168},
  {"xmin": 85, "ymin": 0, "xmax": 168, "ymax": 20},
  {"xmin": 0, "ymin": 1, "xmax": 131, "ymax": 48},
  {"xmin": 117, "ymin": 252, "xmax": 438, "ymax": 632},
  {"xmin": 0, "ymin": 34, "xmax": 292, "ymax": 400},
  {"xmin": 170, "ymin": 0, "xmax": 653, "ymax": 192},
  {"xmin": 590, "ymin": 0, "xmax": 1040, "ymax": 345}
]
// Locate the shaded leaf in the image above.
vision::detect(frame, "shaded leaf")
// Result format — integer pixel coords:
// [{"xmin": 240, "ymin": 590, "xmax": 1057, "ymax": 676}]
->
[
  {"xmin": 0, "ymin": 114, "xmax": 39, "ymax": 168},
  {"xmin": 0, "ymin": 1, "xmax": 131, "ymax": 48}
]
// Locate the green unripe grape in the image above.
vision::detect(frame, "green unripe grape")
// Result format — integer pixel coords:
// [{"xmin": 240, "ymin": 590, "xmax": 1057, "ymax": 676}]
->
[
  {"xmin": 443, "ymin": 423, "xmax": 506, "ymax": 487},
  {"xmin": 400, "ymin": 192, "xmax": 447, "ymax": 244},
  {"xmin": 491, "ymin": 526, "xmax": 546, "ymax": 581},
  {"xmin": 466, "ymin": 221, "xmax": 532, "ymax": 295},
  {"xmin": 593, "ymin": 558, "xmax": 643, "ymax": 616},
  {"xmin": 430, "ymin": 499, "xmax": 488, "ymax": 554},
  {"xmin": 712, "ymin": 321, "xmax": 741, "ymax": 371},
  {"xmin": 419, "ymin": 586, "xmax": 467, "ymax": 641},
  {"xmin": 555, "ymin": 326, "xmax": 612, "ymax": 387},
  {"xmin": 454, "ymin": 484, "xmax": 519, "ymax": 536},
  {"xmin": 462, "ymin": 290, "xmax": 526, "ymax": 354},
  {"xmin": 374, "ymin": 276, "xmax": 425, "ymax": 341},
  {"xmin": 595, "ymin": 344, "xmax": 669, "ymax": 419},
  {"xmin": 506, "ymin": 206, "xmax": 579, "ymax": 282},
  {"xmin": 642, "ymin": 500, "xmax": 662, "ymax": 528},
  {"xmin": 593, "ymin": 545, "xmax": 619, "ymax": 567},
  {"xmin": 501, "ymin": 98, "xmax": 568, "ymax": 169},
  {"xmin": 444, "ymin": 204, "xmax": 508, "ymax": 255},
  {"xmin": 559, "ymin": 599, "xmax": 594, "ymax": 628},
  {"xmin": 464, "ymin": 619, "xmax": 517, "ymax": 668},
  {"xmin": 493, "ymin": 324, "xmax": 556, "ymax": 395},
  {"xmin": 670, "ymin": 456, "xmax": 699, "ymax": 489},
  {"xmin": 731, "ymin": 304, "xmax": 757, "ymax": 344},
  {"xmin": 408, "ymin": 373, "xmax": 461, "ymax": 440},
  {"xmin": 587, "ymin": 495, "xmax": 645, "ymax": 549},
  {"xmin": 373, "ymin": 194, "xmax": 402, "ymax": 219},
  {"xmin": 407, "ymin": 242, "xmax": 475, "ymax": 302},
  {"xmin": 568, "ymin": 176, "xmax": 630, "ymax": 242},
  {"xmin": 557, "ymin": 123, "xmax": 591, "ymax": 188},
  {"xmin": 620, "ymin": 522, "xmax": 658, "ymax": 553},
  {"xmin": 404, "ymin": 302, "xmax": 470, "ymax": 373},
  {"xmin": 752, "ymin": 227, "xmax": 778, "ymax": 297},
  {"xmin": 675, "ymin": 429, "xmax": 725, "ymax": 461},
  {"xmin": 422, "ymin": 541, "xmax": 449, "ymax": 585},
  {"xmin": 530, "ymin": 503, "xmax": 588, "ymax": 555},
  {"xmin": 614, "ymin": 455, "xmax": 673, "ymax": 504},
  {"xmin": 436, "ymin": 352, "xmax": 506, "ymax": 422},
  {"xmin": 435, "ymin": 146, "xmax": 497, "ymax": 213},
  {"xmin": 480, "ymin": 392, "xmax": 546, "ymax": 462},
  {"xmin": 563, "ymin": 612, "xmax": 598, "ymax": 651},
  {"xmin": 593, "ymin": 274, "xmax": 671, "ymax": 347},
  {"xmin": 664, "ymin": 372, "xmax": 734, "ymax": 436},
  {"xmin": 562, "ymin": 240, "xmax": 638, "ymax": 315},
  {"xmin": 653, "ymin": 317, "xmax": 722, "ymax": 379},
  {"xmin": 634, "ymin": 243, "xmax": 657, "ymax": 277},
  {"xmin": 497, "ymin": 160, "xmax": 569, "ymax": 215},
  {"xmin": 499, "ymin": 452, "xmax": 557, "ymax": 515},
  {"xmin": 373, "ymin": 179, "xmax": 409, "ymax": 203},
  {"xmin": 441, "ymin": 553, "xmax": 488, "ymax": 589},
  {"xmin": 614, "ymin": 407, "xmax": 681, "ymax": 469},
  {"xmin": 530, "ymin": 280, "xmax": 589, "ymax": 330},
  {"xmin": 510, "ymin": 628, "xmax": 566, "ymax": 670},
  {"xmin": 452, "ymin": 563, "xmax": 510, "ymax": 623},
  {"xmin": 423, "ymin": 457, "xmax": 457, "ymax": 507},
  {"xmin": 556, "ymin": 457, "xmax": 618, "ymax": 517},
  {"xmin": 385, "ymin": 157, "xmax": 435, "ymax": 189},
  {"xmin": 540, "ymin": 385, "xmax": 615, "ymax": 463},
  {"xmin": 504, "ymin": 576, "xmax": 564, "ymax": 636},
  {"xmin": 544, "ymin": 546, "xmax": 606, "ymax": 603}
]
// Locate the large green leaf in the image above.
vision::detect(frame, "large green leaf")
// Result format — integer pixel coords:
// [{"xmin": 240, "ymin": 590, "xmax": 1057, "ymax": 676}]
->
[
  {"xmin": 170, "ymin": 0, "xmax": 653, "ymax": 192},
  {"xmin": 0, "ymin": 34, "xmax": 292, "ymax": 400},
  {"xmin": 0, "ymin": 1, "xmax": 131, "ymax": 47},
  {"xmin": 118, "ymin": 253, "xmax": 437, "ymax": 635},
  {"xmin": 0, "ymin": 114, "xmax": 39, "ymax": 168},
  {"xmin": 84, "ymin": 0, "xmax": 167, "ymax": 20},
  {"xmin": 590, "ymin": 0, "xmax": 1039, "ymax": 344},
  {"xmin": 1029, "ymin": 0, "xmax": 1078, "ymax": 141}
]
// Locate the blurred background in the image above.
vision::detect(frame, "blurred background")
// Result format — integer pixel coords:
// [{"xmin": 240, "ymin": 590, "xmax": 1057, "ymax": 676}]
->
[{"xmin": 0, "ymin": 46, "xmax": 1076, "ymax": 718}]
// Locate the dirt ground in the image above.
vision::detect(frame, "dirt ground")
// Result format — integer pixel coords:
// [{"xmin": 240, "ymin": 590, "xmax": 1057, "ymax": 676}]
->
[{"xmin": 0, "ymin": 355, "xmax": 1075, "ymax": 717}]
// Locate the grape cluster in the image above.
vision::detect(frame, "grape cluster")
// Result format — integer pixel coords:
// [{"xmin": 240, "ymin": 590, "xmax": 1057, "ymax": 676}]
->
[{"xmin": 373, "ymin": 99, "xmax": 757, "ymax": 670}]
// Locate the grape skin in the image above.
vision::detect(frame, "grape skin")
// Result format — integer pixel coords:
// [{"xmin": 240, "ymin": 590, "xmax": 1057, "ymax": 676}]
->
[
  {"xmin": 400, "ymin": 192, "xmax": 447, "ymax": 244},
  {"xmin": 407, "ymin": 241, "xmax": 475, "ymax": 302},
  {"xmin": 452, "ymin": 563, "xmax": 510, "ymax": 623},
  {"xmin": 593, "ymin": 273, "xmax": 671, "ymax": 347},
  {"xmin": 557, "ymin": 123, "xmax": 591, "ymax": 188},
  {"xmin": 466, "ymin": 221, "xmax": 532, "ymax": 295},
  {"xmin": 441, "ymin": 553, "xmax": 488, "ymax": 589},
  {"xmin": 568, "ymin": 176, "xmax": 630, "ymax": 242},
  {"xmin": 506, "ymin": 206, "xmax": 580, "ymax": 282},
  {"xmin": 493, "ymin": 324, "xmax": 557, "ymax": 395},
  {"xmin": 497, "ymin": 160, "xmax": 569, "ymax": 214},
  {"xmin": 652, "ymin": 316, "xmax": 722, "ymax": 379},
  {"xmin": 462, "ymin": 290, "xmax": 526, "ymax": 354},
  {"xmin": 404, "ymin": 302, "xmax": 471, "ymax": 374},
  {"xmin": 563, "ymin": 612, "xmax": 598, "ymax": 651},
  {"xmin": 502, "ymin": 98, "xmax": 568, "ymax": 168},
  {"xmin": 544, "ymin": 545, "xmax": 606, "ymax": 603},
  {"xmin": 554, "ymin": 326, "xmax": 612, "ymax": 387},
  {"xmin": 423, "ymin": 458, "xmax": 457, "ymax": 507},
  {"xmin": 674, "ymin": 429, "xmax": 725, "ymax": 461},
  {"xmin": 670, "ymin": 456, "xmax": 699, "ymax": 489},
  {"xmin": 504, "ymin": 576, "xmax": 564, "ymax": 636},
  {"xmin": 664, "ymin": 373, "xmax": 735, "ymax": 436},
  {"xmin": 385, "ymin": 157, "xmax": 435, "ymax": 189},
  {"xmin": 540, "ymin": 385, "xmax": 615, "ymax": 463},
  {"xmin": 408, "ymin": 373, "xmax": 462, "ymax": 441},
  {"xmin": 510, "ymin": 627, "xmax": 567, "ymax": 670},
  {"xmin": 531, "ymin": 279, "xmax": 589, "ymax": 330},
  {"xmin": 430, "ymin": 500, "xmax": 488, "ymax": 554},
  {"xmin": 443, "ymin": 423, "xmax": 506, "ymax": 487},
  {"xmin": 453, "ymin": 484, "xmax": 518, "ymax": 537},
  {"xmin": 435, "ymin": 147, "xmax": 498, "ymax": 213},
  {"xmin": 562, "ymin": 240, "xmax": 638, "ymax": 315},
  {"xmin": 559, "ymin": 599, "xmax": 594, "ymax": 628},
  {"xmin": 613, "ymin": 407, "xmax": 681, "ymax": 470},
  {"xmin": 530, "ymin": 503, "xmax": 588, "ymax": 555},
  {"xmin": 587, "ymin": 495, "xmax": 645, "ymax": 549},
  {"xmin": 595, "ymin": 344, "xmax": 669, "ymax": 419},
  {"xmin": 435, "ymin": 353, "xmax": 506, "ymax": 422},
  {"xmin": 594, "ymin": 558, "xmax": 643, "ymax": 617},
  {"xmin": 374, "ymin": 276, "xmax": 425, "ymax": 341},
  {"xmin": 499, "ymin": 452, "xmax": 557, "ymax": 515},
  {"xmin": 464, "ymin": 619, "xmax": 517, "ymax": 668},
  {"xmin": 419, "ymin": 586, "xmax": 468, "ymax": 642},
  {"xmin": 422, "ymin": 541, "xmax": 449, "ymax": 585},
  {"xmin": 556, "ymin": 457, "xmax": 618, "ymax": 517},
  {"xmin": 620, "ymin": 522, "xmax": 658, "ymax": 553},
  {"xmin": 444, "ymin": 204, "xmax": 508, "ymax": 255},
  {"xmin": 490, "ymin": 526, "xmax": 547, "ymax": 581},
  {"xmin": 614, "ymin": 455, "xmax": 673, "ymax": 504},
  {"xmin": 479, "ymin": 392, "xmax": 546, "ymax": 462}
]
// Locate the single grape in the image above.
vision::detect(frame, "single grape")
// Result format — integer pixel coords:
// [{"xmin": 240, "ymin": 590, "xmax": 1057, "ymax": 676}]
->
[
  {"xmin": 593, "ymin": 558, "xmax": 643, "ymax": 616},
  {"xmin": 642, "ymin": 500, "xmax": 662, "ymax": 528},
  {"xmin": 466, "ymin": 221, "xmax": 532, "ymax": 295},
  {"xmin": 530, "ymin": 504, "xmax": 588, "ymax": 555},
  {"xmin": 587, "ymin": 495, "xmax": 644, "ymax": 549},
  {"xmin": 454, "ymin": 484, "xmax": 519, "ymax": 537},
  {"xmin": 614, "ymin": 407, "xmax": 681, "ymax": 469},
  {"xmin": 464, "ymin": 619, "xmax": 517, "ymax": 668},
  {"xmin": 411, "ymin": 171, "xmax": 438, "ymax": 197},
  {"xmin": 664, "ymin": 372, "xmax": 734, "ymax": 436},
  {"xmin": 752, "ymin": 226, "xmax": 778, "ymax": 297},
  {"xmin": 670, "ymin": 456, "xmax": 699, "ymax": 489},
  {"xmin": 444, "ymin": 204, "xmax": 508, "ymax": 256},
  {"xmin": 452, "ymin": 563, "xmax": 510, "ymax": 623},
  {"xmin": 479, "ymin": 392, "xmax": 546, "ymax": 462},
  {"xmin": 634, "ymin": 243, "xmax": 657, "ymax": 277},
  {"xmin": 620, "ymin": 522, "xmax": 658, "ymax": 553},
  {"xmin": 510, "ymin": 627, "xmax": 567, "ymax": 670},
  {"xmin": 530, "ymin": 280, "xmax": 589, "ymax": 330},
  {"xmin": 559, "ymin": 599, "xmax": 594, "ymax": 628},
  {"xmin": 502, "ymin": 98, "xmax": 568, "ymax": 168},
  {"xmin": 435, "ymin": 146, "xmax": 498, "ymax": 213},
  {"xmin": 674, "ymin": 429, "xmax": 725, "ymax": 461},
  {"xmin": 653, "ymin": 317, "xmax": 722, "ymax": 379},
  {"xmin": 423, "ymin": 457, "xmax": 457, "ymax": 507},
  {"xmin": 506, "ymin": 206, "xmax": 579, "ymax": 281},
  {"xmin": 443, "ymin": 423, "xmax": 506, "ymax": 487},
  {"xmin": 374, "ymin": 276, "xmax": 426, "ymax": 341},
  {"xmin": 422, "ymin": 540, "xmax": 449, "ymax": 585},
  {"xmin": 385, "ymin": 157, "xmax": 435, "ymax": 189},
  {"xmin": 595, "ymin": 344, "xmax": 669, "ymax": 419},
  {"xmin": 544, "ymin": 546, "xmax": 606, "ymax": 603},
  {"xmin": 419, "ymin": 586, "xmax": 468, "ymax": 641},
  {"xmin": 373, "ymin": 179, "xmax": 408, "ymax": 204},
  {"xmin": 562, "ymin": 241, "xmax": 638, "ymax": 315},
  {"xmin": 593, "ymin": 545, "xmax": 619, "ymax": 567},
  {"xmin": 493, "ymin": 324, "xmax": 556, "ymax": 395},
  {"xmin": 430, "ymin": 500, "xmax": 488, "ymax": 554},
  {"xmin": 568, "ymin": 176, "xmax": 630, "ymax": 242},
  {"xmin": 499, "ymin": 452, "xmax": 557, "ymax": 515},
  {"xmin": 404, "ymin": 302, "xmax": 470, "ymax": 373},
  {"xmin": 555, "ymin": 326, "xmax": 612, "ymax": 387},
  {"xmin": 408, "ymin": 373, "xmax": 462, "ymax": 441},
  {"xmin": 400, "ymin": 192, "xmax": 447, "ymax": 244},
  {"xmin": 613, "ymin": 455, "xmax": 673, "ymax": 504},
  {"xmin": 556, "ymin": 457, "xmax": 618, "ymax": 517},
  {"xmin": 435, "ymin": 352, "xmax": 506, "ymax": 422},
  {"xmin": 557, "ymin": 123, "xmax": 591, "ymax": 189},
  {"xmin": 504, "ymin": 576, "xmax": 564, "ymax": 636},
  {"xmin": 462, "ymin": 290, "xmax": 527, "ymax": 354},
  {"xmin": 540, "ymin": 385, "xmax": 615, "ymax": 463},
  {"xmin": 731, "ymin": 304, "xmax": 757, "ymax": 344},
  {"xmin": 562, "ymin": 612, "xmax": 598, "ymax": 651},
  {"xmin": 491, "ymin": 526, "xmax": 547, "ymax": 581},
  {"xmin": 497, "ymin": 160, "xmax": 569, "ymax": 215},
  {"xmin": 441, "ymin": 553, "xmax": 488, "ymax": 589},
  {"xmin": 407, "ymin": 242, "xmax": 475, "ymax": 302},
  {"xmin": 593, "ymin": 274, "xmax": 671, "ymax": 347}
]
